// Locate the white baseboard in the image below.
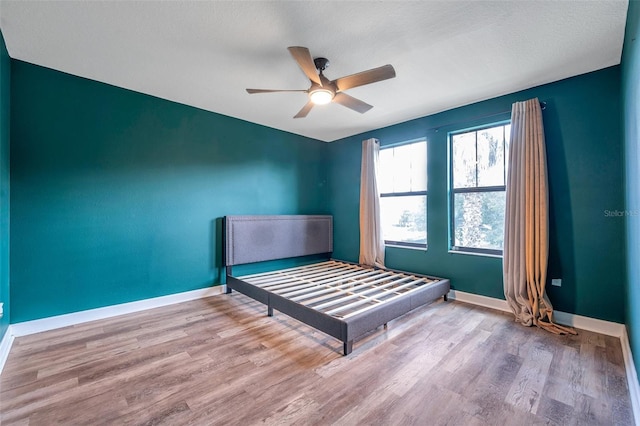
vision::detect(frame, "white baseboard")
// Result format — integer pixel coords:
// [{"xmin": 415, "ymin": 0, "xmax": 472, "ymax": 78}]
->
[
  {"xmin": 448, "ymin": 290, "xmax": 511, "ymax": 314},
  {"xmin": 448, "ymin": 289, "xmax": 626, "ymax": 337},
  {"xmin": 552, "ymin": 310, "xmax": 626, "ymax": 337},
  {"xmin": 10, "ymin": 286, "xmax": 226, "ymax": 337},
  {"xmin": 0, "ymin": 285, "xmax": 226, "ymax": 374},
  {"xmin": 621, "ymin": 327, "xmax": 640, "ymax": 425},
  {"xmin": 0, "ymin": 325, "xmax": 15, "ymax": 375}
]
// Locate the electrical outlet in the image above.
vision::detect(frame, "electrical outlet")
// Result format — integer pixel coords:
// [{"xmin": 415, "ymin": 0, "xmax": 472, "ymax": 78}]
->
[{"xmin": 551, "ymin": 279, "xmax": 562, "ymax": 287}]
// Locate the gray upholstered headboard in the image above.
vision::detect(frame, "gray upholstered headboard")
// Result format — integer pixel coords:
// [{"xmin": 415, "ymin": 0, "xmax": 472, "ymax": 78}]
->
[{"xmin": 224, "ymin": 215, "xmax": 333, "ymax": 266}]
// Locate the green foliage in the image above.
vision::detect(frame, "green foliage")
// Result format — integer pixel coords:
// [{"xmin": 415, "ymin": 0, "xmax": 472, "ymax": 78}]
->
[{"xmin": 452, "ymin": 124, "xmax": 508, "ymax": 250}]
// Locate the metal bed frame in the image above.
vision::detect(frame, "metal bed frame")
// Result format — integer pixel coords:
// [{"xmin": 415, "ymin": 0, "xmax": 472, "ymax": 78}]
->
[{"xmin": 224, "ymin": 215, "xmax": 450, "ymax": 355}]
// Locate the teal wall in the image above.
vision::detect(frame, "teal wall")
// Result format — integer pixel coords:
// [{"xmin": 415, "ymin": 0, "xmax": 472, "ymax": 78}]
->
[
  {"xmin": 2, "ymin": 17, "xmax": 631, "ymax": 329},
  {"xmin": 0, "ymin": 30, "xmax": 10, "ymax": 339},
  {"xmin": 328, "ymin": 66, "xmax": 626, "ymax": 323},
  {"xmin": 10, "ymin": 61, "xmax": 327, "ymax": 322},
  {"xmin": 623, "ymin": 0, "xmax": 640, "ymax": 380}
]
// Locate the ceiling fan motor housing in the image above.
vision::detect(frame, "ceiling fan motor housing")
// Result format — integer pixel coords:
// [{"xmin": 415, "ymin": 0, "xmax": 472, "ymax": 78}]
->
[{"xmin": 314, "ymin": 57, "xmax": 330, "ymax": 71}]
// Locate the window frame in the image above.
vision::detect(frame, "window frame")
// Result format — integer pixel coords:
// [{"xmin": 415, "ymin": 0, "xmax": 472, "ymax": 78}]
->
[
  {"xmin": 448, "ymin": 121, "xmax": 510, "ymax": 256},
  {"xmin": 378, "ymin": 138, "xmax": 428, "ymax": 250}
]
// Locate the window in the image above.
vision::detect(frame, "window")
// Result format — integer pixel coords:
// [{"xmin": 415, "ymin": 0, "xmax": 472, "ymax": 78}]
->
[
  {"xmin": 450, "ymin": 123, "xmax": 510, "ymax": 255},
  {"xmin": 378, "ymin": 140, "xmax": 427, "ymax": 248}
]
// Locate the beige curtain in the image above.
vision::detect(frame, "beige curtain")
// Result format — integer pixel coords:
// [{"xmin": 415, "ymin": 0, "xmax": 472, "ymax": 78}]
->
[
  {"xmin": 359, "ymin": 138, "xmax": 385, "ymax": 268},
  {"xmin": 503, "ymin": 98, "xmax": 575, "ymax": 335}
]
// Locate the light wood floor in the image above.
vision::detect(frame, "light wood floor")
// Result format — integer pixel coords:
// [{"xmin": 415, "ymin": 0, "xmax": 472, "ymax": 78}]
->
[{"xmin": 0, "ymin": 293, "xmax": 634, "ymax": 425}]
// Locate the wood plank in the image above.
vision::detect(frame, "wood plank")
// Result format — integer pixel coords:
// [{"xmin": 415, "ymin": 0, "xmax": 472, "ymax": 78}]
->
[{"xmin": 504, "ymin": 343, "xmax": 554, "ymax": 414}]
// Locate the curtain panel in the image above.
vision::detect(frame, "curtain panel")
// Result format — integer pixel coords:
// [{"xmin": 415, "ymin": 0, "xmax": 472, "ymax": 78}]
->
[
  {"xmin": 503, "ymin": 98, "xmax": 575, "ymax": 335},
  {"xmin": 359, "ymin": 138, "xmax": 385, "ymax": 268}
]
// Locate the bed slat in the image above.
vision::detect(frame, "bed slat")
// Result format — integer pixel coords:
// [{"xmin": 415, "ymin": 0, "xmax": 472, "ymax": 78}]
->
[{"xmin": 236, "ymin": 262, "xmax": 438, "ymax": 319}]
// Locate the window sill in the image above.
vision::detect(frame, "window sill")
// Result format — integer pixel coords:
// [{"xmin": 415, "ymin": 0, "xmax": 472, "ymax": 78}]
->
[
  {"xmin": 386, "ymin": 244, "xmax": 427, "ymax": 252},
  {"xmin": 448, "ymin": 249, "xmax": 502, "ymax": 259}
]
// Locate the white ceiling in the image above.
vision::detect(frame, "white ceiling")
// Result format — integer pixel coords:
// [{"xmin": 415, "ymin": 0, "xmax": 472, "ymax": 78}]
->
[{"xmin": 0, "ymin": 1, "xmax": 629, "ymax": 142}]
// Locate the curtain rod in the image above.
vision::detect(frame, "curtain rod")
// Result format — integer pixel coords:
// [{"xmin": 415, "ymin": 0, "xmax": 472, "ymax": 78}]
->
[{"xmin": 432, "ymin": 100, "xmax": 547, "ymax": 133}]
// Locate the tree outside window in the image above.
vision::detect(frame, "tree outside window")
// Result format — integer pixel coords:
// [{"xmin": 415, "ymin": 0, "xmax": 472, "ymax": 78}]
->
[{"xmin": 450, "ymin": 123, "xmax": 510, "ymax": 255}]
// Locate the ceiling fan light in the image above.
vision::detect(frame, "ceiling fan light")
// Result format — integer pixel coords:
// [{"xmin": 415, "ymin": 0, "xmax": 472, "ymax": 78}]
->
[{"xmin": 309, "ymin": 89, "xmax": 333, "ymax": 105}]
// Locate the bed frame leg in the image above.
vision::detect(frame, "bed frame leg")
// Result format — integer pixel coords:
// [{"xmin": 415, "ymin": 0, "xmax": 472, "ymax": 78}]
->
[
  {"xmin": 225, "ymin": 268, "xmax": 234, "ymax": 294},
  {"xmin": 343, "ymin": 340, "xmax": 353, "ymax": 356},
  {"xmin": 443, "ymin": 294, "xmax": 448, "ymax": 301},
  {"xmin": 268, "ymin": 306, "xmax": 273, "ymax": 317}
]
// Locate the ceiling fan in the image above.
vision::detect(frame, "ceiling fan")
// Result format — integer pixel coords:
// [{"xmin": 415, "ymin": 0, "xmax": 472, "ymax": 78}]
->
[{"xmin": 246, "ymin": 46, "xmax": 396, "ymax": 118}]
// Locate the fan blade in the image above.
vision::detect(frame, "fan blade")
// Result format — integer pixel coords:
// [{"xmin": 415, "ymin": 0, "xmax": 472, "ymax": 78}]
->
[
  {"xmin": 294, "ymin": 100, "xmax": 314, "ymax": 118},
  {"xmin": 246, "ymin": 89, "xmax": 307, "ymax": 94},
  {"xmin": 333, "ymin": 92, "xmax": 373, "ymax": 114},
  {"xmin": 288, "ymin": 46, "xmax": 322, "ymax": 86},
  {"xmin": 334, "ymin": 64, "xmax": 395, "ymax": 92}
]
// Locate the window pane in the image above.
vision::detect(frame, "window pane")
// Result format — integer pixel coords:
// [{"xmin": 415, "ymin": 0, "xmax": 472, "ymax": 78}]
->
[
  {"xmin": 392, "ymin": 144, "xmax": 413, "ymax": 192},
  {"xmin": 477, "ymin": 126, "xmax": 505, "ymax": 186},
  {"xmin": 452, "ymin": 132, "xmax": 476, "ymax": 188},
  {"xmin": 453, "ymin": 191, "xmax": 505, "ymax": 250},
  {"xmin": 381, "ymin": 195, "xmax": 426, "ymax": 245},
  {"xmin": 378, "ymin": 141, "xmax": 426, "ymax": 194},
  {"xmin": 378, "ymin": 148, "xmax": 394, "ymax": 194},
  {"xmin": 408, "ymin": 142, "xmax": 427, "ymax": 192}
]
